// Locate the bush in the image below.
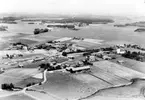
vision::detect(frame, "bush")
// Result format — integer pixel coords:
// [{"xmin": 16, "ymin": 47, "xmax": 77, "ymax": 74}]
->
[
  {"xmin": 62, "ymin": 52, "xmax": 67, "ymax": 56},
  {"xmin": 34, "ymin": 28, "xmax": 40, "ymax": 35},
  {"xmin": 1, "ymin": 83, "xmax": 14, "ymax": 90},
  {"xmin": 39, "ymin": 63, "xmax": 50, "ymax": 69},
  {"xmin": 26, "ymin": 82, "xmax": 35, "ymax": 87}
]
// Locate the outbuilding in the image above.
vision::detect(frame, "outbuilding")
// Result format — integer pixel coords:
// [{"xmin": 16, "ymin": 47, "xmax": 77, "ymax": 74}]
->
[{"xmin": 66, "ymin": 66, "xmax": 90, "ymax": 73}]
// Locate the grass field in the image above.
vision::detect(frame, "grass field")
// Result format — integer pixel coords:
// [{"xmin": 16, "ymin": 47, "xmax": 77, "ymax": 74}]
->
[
  {"xmin": 90, "ymin": 66, "xmax": 130, "ymax": 86},
  {"xmin": 30, "ymin": 72, "xmax": 96, "ymax": 100},
  {"xmin": 0, "ymin": 93, "xmax": 36, "ymax": 100},
  {"xmin": 0, "ymin": 75, "xmax": 21, "ymax": 88},
  {"xmin": 26, "ymin": 91, "xmax": 62, "ymax": 100},
  {"xmin": 93, "ymin": 61, "xmax": 145, "ymax": 81},
  {"xmin": 72, "ymin": 73, "xmax": 111, "ymax": 90},
  {"xmin": 83, "ymin": 96, "xmax": 144, "ymax": 100},
  {"xmin": 75, "ymin": 41, "xmax": 101, "ymax": 49},
  {"xmin": 0, "ymin": 68, "xmax": 42, "ymax": 88},
  {"xmin": 15, "ymin": 77, "xmax": 42, "ymax": 88},
  {"xmin": 95, "ymin": 79, "xmax": 145, "ymax": 98},
  {"xmin": 28, "ymin": 67, "xmax": 142, "ymax": 100},
  {"xmin": 2, "ymin": 68, "xmax": 40, "ymax": 79},
  {"xmin": 111, "ymin": 57, "xmax": 145, "ymax": 74}
]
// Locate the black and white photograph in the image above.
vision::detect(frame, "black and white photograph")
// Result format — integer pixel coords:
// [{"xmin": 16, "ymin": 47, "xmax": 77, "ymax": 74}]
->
[{"xmin": 0, "ymin": 0, "xmax": 145, "ymax": 100}]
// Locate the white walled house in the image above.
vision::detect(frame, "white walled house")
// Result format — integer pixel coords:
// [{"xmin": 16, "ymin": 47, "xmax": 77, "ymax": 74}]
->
[{"xmin": 116, "ymin": 49, "xmax": 126, "ymax": 54}]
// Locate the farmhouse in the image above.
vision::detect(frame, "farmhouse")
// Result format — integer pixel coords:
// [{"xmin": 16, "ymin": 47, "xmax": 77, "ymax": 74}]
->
[
  {"xmin": 32, "ymin": 57, "xmax": 45, "ymax": 62},
  {"xmin": 66, "ymin": 66, "xmax": 90, "ymax": 73},
  {"xmin": 102, "ymin": 55, "xmax": 112, "ymax": 60},
  {"xmin": 89, "ymin": 55, "xmax": 97, "ymax": 61},
  {"xmin": 116, "ymin": 48, "xmax": 126, "ymax": 54}
]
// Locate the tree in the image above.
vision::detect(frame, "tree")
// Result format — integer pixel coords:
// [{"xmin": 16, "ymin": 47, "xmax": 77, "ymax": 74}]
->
[
  {"xmin": 39, "ymin": 63, "xmax": 50, "ymax": 70},
  {"xmin": 34, "ymin": 28, "xmax": 40, "ymax": 35},
  {"xmin": 43, "ymin": 28, "xmax": 48, "ymax": 32},
  {"xmin": 10, "ymin": 83, "xmax": 14, "ymax": 88},
  {"xmin": 62, "ymin": 52, "xmax": 67, "ymax": 56}
]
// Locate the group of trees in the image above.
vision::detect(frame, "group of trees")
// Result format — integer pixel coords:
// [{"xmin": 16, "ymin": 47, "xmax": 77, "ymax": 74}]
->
[
  {"xmin": 34, "ymin": 28, "xmax": 49, "ymax": 35},
  {"xmin": 47, "ymin": 24, "xmax": 75, "ymax": 29},
  {"xmin": 83, "ymin": 52, "xmax": 92, "ymax": 56},
  {"xmin": 82, "ymin": 59, "xmax": 93, "ymax": 66},
  {"xmin": 39, "ymin": 63, "xmax": 51, "ymax": 70},
  {"xmin": 122, "ymin": 51, "xmax": 145, "ymax": 62},
  {"xmin": 1, "ymin": 83, "xmax": 14, "ymax": 91},
  {"xmin": 35, "ymin": 44, "xmax": 56, "ymax": 50},
  {"xmin": 100, "ymin": 47, "xmax": 114, "ymax": 51},
  {"xmin": 124, "ymin": 44, "xmax": 145, "ymax": 51},
  {"xmin": 26, "ymin": 82, "xmax": 35, "ymax": 87},
  {"xmin": 39, "ymin": 63, "xmax": 62, "ymax": 71},
  {"xmin": 12, "ymin": 42, "xmax": 28, "ymax": 47},
  {"xmin": 62, "ymin": 52, "xmax": 67, "ymax": 56},
  {"xmin": 64, "ymin": 48, "xmax": 100, "ymax": 55}
]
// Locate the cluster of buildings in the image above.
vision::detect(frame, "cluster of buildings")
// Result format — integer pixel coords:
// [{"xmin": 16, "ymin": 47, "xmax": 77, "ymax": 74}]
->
[
  {"xmin": 8, "ymin": 42, "xmax": 28, "ymax": 51},
  {"xmin": 5, "ymin": 37, "xmax": 141, "ymax": 75}
]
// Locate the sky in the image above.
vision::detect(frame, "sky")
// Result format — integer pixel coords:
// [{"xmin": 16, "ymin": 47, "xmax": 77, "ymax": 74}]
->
[{"xmin": 0, "ymin": 0, "xmax": 145, "ymax": 16}]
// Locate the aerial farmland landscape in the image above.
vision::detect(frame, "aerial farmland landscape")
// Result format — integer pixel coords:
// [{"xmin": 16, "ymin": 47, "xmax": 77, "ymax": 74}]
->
[{"xmin": 1, "ymin": 0, "xmax": 145, "ymax": 100}]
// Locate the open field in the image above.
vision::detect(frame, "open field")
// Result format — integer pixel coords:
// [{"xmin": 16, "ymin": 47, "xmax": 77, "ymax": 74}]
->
[
  {"xmin": 75, "ymin": 41, "xmax": 101, "ymax": 49},
  {"xmin": 21, "ymin": 61, "xmax": 46, "ymax": 68},
  {"xmin": 76, "ymin": 61, "xmax": 145, "ymax": 100},
  {"xmin": 82, "ymin": 79, "xmax": 145, "ymax": 100},
  {"xmin": 93, "ymin": 61, "xmax": 145, "ymax": 80},
  {"xmin": 95, "ymin": 79, "xmax": 145, "ymax": 98},
  {"xmin": 106, "ymin": 40, "xmax": 134, "ymax": 46},
  {"xmin": 51, "ymin": 57, "xmax": 68, "ymax": 63},
  {"xmin": 28, "ymin": 66, "xmax": 144, "ymax": 100},
  {"xmin": 111, "ymin": 57, "xmax": 145, "ymax": 74},
  {"xmin": 0, "ymin": 68, "xmax": 42, "ymax": 88},
  {"xmin": 26, "ymin": 91, "xmax": 62, "ymax": 100},
  {"xmin": 90, "ymin": 66, "xmax": 130, "ymax": 86},
  {"xmin": 70, "ymin": 38, "xmax": 103, "ymax": 49},
  {"xmin": 0, "ymin": 49, "xmax": 48, "ymax": 58},
  {"xmin": 15, "ymin": 77, "xmax": 42, "ymax": 88},
  {"xmin": 0, "ymin": 93, "xmax": 36, "ymax": 100},
  {"xmin": 83, "ymin": 38, "xmax": 103, "ymax": 44},
  {"xmin": 0, "ymin": 75, "xmax": 21, "ymax": 88},
  {"xmin": 82, "ymin": 96, "xmax": 144, "ymax": 100},
  {"xmin": 0, "ymin": 90, "xmax": 17, "ymax": 97},
  {"xmin": 0, "ymin": 50, "xmax": 23, "ymax": 57},
  {"xmin": 0, "ymin": 64, "xmax": 15, "ymax": 69},
  {"xmin": 11, "ymin": 38, "xmax": 38, "ymax": 45},
  {"xmin": 22, "ymin": 34, "xmax": 59, "ymax": 44},
  {"xmin": 72, "ymin": 73, "xmax": 111, "ymax": 90},
  {"xmin": 2, "ymin": 68, "xmax": 40, "ymax": 78},
  {"xmin": 29, "ymin": 72, "xmax": 96, "ymax": 100},
  {"xmin": 54, "ymin": 37, "xmax": 72, "ymax": 42}
]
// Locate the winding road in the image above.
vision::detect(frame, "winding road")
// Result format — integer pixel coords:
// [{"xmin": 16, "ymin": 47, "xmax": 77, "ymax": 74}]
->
[
  {"xmin": 0, "ymin": 69, "xmax": 63, "ymax": 100},
  {"xmin": 0, "ymin": 70, "xmax": 47, "ymax": 100}
]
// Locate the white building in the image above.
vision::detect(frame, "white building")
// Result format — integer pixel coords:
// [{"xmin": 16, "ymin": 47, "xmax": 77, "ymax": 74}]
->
[
  {"xmin": 116, "ymin": 49, "xmax": 126, "ymax": 54},
  {"xmin": 66, "ymin": 66, "xmax": 90, "ymax": 72}
]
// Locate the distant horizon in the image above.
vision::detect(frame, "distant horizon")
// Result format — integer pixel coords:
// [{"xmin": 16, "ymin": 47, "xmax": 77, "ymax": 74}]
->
[
  {"xmin": 0, "ymin": 12, "xmax": 144, "ymax": 18},
  {"xmin": 0, "ymin": 0, "xmax": 145, "ymax": 17}
]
